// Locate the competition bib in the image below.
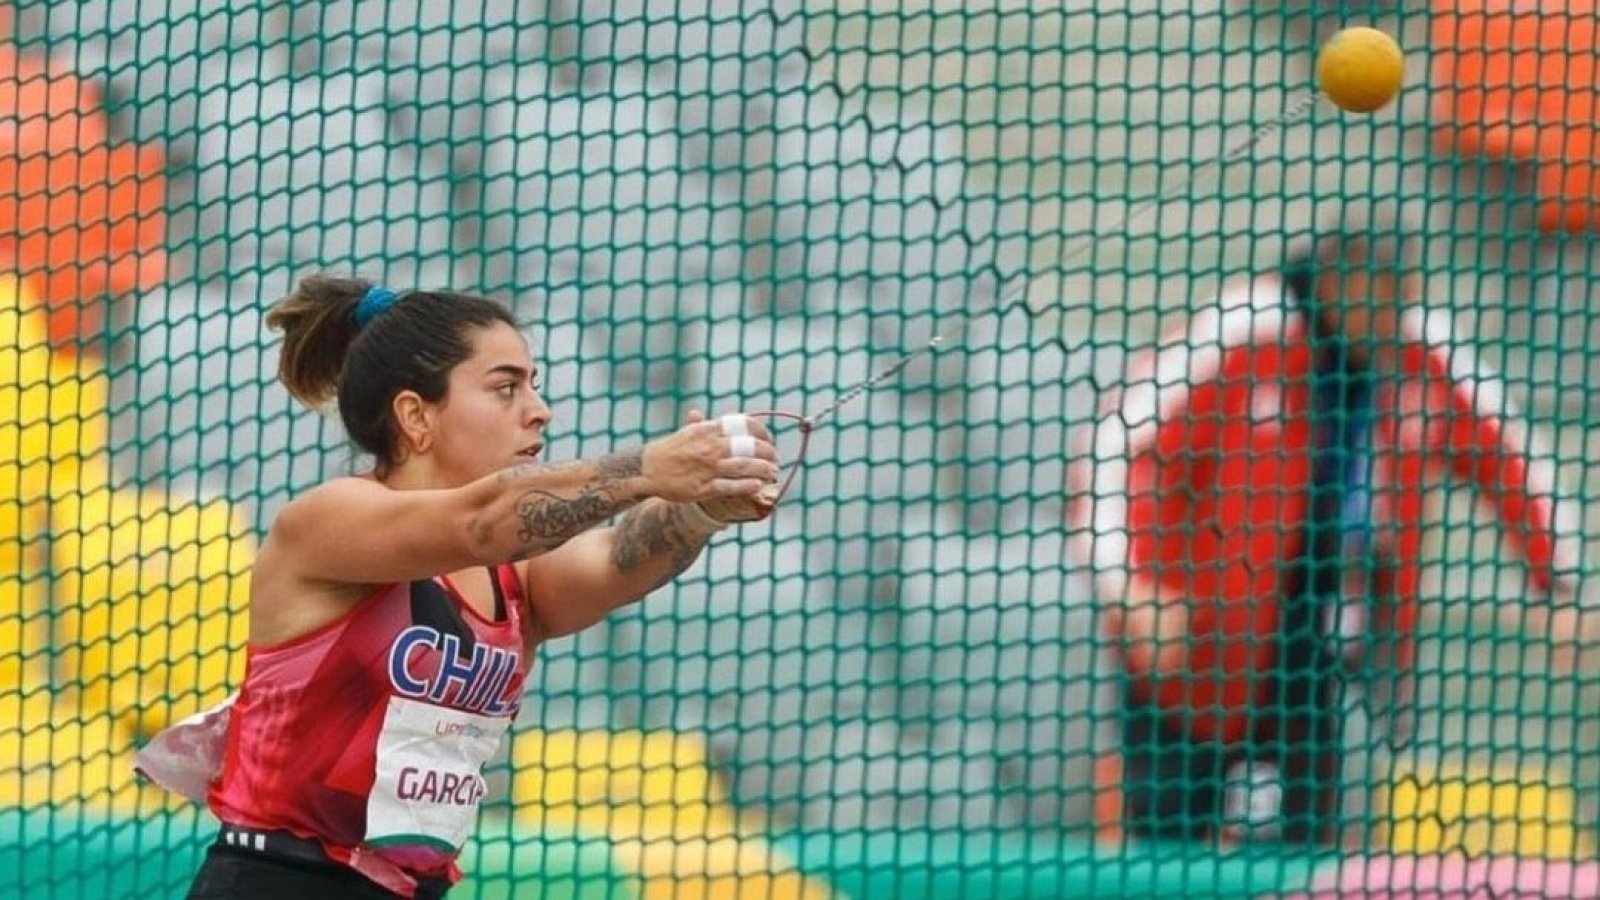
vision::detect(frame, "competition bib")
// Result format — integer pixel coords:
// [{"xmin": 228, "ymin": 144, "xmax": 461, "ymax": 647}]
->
[{"xmin": 364, "ymin": 696, "xmax": 510, "ymax": 852}]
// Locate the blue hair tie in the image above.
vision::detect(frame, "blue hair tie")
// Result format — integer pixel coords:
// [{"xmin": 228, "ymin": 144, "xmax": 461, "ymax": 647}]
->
[{"xmin": 353, "ymin": 286, "xmax": 399, "ymax": 328}]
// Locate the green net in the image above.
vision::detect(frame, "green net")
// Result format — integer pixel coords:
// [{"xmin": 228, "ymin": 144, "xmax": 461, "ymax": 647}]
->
[{"xmin": 3, "ymin": 0, "xmax": 1599, "ymax": 897}]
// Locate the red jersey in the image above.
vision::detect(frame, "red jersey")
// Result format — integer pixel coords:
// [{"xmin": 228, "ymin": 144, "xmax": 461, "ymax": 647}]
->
[
  {"xmin": 207, "ymin": 564, "xmax": 531, "ymax": 896},
  {"xmin": 1068, "ymin": 275, "xmax": 1578, "ymax": 745}
]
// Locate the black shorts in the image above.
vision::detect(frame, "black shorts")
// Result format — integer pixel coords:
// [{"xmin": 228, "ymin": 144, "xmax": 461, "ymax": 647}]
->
[
  {"xmin": 1117, "ymin": 666, "xmax": 1344, "ymax": 849},
  {"xmin": 186, "ymin": 829, "xmax": 452, "ymax": 900}
]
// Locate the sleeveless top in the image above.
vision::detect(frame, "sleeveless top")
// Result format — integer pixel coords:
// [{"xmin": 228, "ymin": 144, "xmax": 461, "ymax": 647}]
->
[{"xmin": 207, "ymin": 564, "xmax": 530, "ymax": 893}]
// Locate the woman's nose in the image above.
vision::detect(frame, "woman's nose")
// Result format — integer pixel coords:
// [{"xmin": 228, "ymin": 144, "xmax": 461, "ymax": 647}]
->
[{"xmin": 526, "ymin": 391, "xmax": 552, "ymax": 425}]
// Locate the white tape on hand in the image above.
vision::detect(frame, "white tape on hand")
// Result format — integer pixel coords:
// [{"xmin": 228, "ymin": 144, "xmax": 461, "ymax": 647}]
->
[
  {"xmin": 720, "ymin": 414, "xmax": 751, "ymax": 438},
  {"xmin": 729, "ymin": 434, "xmax": 757, "ymax": 459}
]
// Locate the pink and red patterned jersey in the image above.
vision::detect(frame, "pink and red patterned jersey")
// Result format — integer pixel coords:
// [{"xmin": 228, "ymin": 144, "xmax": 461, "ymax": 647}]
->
[{"xmin": 207, "ymin": 563, "xmax": 531, "ymax": 897}]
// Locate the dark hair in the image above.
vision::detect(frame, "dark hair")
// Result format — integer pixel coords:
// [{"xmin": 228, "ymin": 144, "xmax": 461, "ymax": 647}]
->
[{"xmin": 266, "ymin": 273, "xmax": 518, "ymax": 472}]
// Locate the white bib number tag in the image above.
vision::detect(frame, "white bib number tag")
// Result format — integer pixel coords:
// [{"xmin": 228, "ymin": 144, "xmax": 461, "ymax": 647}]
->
[{"xmin": 365, "ymin": 696, "xmax": 510, "ymax": 852}]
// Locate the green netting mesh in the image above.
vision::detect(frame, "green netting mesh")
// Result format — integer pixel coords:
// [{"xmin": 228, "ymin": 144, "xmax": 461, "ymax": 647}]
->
[{"xmin": 2, "ymin": 0, "xmax": 1599, "ymax": 897}]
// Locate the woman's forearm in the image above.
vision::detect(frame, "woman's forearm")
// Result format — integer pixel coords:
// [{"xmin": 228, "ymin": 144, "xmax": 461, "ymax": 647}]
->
[
  {"xmin": 608, "ymin": 500, "xmax": 723, "ymax": 593},
  {"xmin": 466, "ymin": 451, "xmax": 654, "ymax": 561}
]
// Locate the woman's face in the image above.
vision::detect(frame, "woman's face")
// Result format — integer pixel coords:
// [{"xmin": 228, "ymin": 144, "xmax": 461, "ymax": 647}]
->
[{"xmin": 424, "ymin": 321, "xmax": 553, "ymax": 485}]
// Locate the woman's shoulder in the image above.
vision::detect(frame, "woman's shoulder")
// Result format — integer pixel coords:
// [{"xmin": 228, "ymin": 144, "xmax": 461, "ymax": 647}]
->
[
  {"xmin": 268, "ymin": 474, "xmax": 384, "ymax": 534},
  {"xmin": 290, "ymin": 473, "xmax": 383, "ymax": 500}
]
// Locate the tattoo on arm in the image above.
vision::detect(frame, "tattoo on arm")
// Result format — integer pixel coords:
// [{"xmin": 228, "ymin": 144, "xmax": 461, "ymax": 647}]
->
[
  {"xmin": 505, "ymin": 451, "xmax": 646, "ymax": 555},
  {"xmin": 611, "ymin": 502, "xmax": 709, "ymax": 591},
  {"xmin": 598, "ymin": 452, "xmax": 644, "ymax": 481},
  {"xmin": 514, "ymin": 488, "xmax": 621, "ymax": 550}
]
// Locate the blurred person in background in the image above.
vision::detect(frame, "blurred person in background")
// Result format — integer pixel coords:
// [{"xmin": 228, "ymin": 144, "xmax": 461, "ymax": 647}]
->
[{"xmin": 1069, "ymin": 201, "xmax": 1588, "ymax": 850}]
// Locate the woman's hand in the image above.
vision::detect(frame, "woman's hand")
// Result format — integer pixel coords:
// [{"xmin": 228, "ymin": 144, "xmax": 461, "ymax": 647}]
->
[{"xmin": 641, "ymin": 410, "xmax": 780, "ymax": 505}]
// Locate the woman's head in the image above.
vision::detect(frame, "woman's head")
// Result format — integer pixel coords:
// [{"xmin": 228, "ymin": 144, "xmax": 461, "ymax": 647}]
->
[{"xmin": 267, "ymin": 274, "xmax": 550, "ymax": 482}]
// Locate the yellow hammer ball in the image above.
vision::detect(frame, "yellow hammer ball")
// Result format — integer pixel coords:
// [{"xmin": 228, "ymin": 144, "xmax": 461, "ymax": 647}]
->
[{"xmin": 1316, "ymin": 27, "xmax": 1405, "ymax": 113}]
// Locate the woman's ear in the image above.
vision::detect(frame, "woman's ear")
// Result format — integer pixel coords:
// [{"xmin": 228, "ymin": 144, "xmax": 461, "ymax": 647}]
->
[{"xmin": 392, "ymin": 389, "xmax": 436, "ymax": 456}]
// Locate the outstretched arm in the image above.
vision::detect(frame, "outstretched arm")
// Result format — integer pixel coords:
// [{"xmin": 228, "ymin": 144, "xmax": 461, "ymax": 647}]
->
[
  {"xmin": 268, "ymin": 416, "xmax": 776, "ymax": 589},
  {"xmin": 1401, "ymin": 319, "xmax": 1579, "ymax": 596},
  {"xmin": 1399, "ymin": 313, "xmax": 1587, "ymax": 656},
  {"xmin": 521, "ymin": 501, "xmax": 726, "ymax": 639},
  {"xmin": 268, "ymin": 453, "xmax": 656, "ymax": 587},
  {"xmin": 518, "ymin": 413, "xmax": 781, "ymax": 640}
]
